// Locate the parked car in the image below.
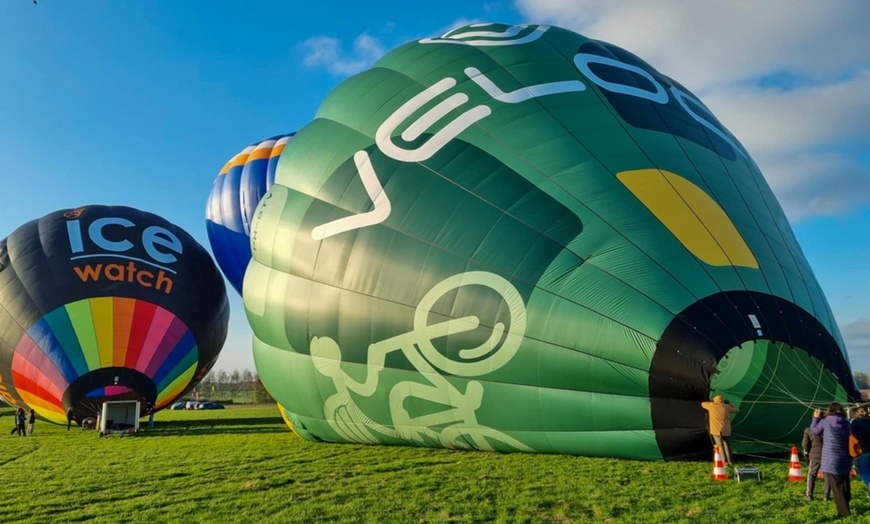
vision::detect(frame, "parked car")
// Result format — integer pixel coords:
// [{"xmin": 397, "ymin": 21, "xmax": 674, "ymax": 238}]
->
[
  {"xmin": 169, "ymin": 402, "xmax": 187, "ymax": 410},
  {"xmin": 198, "ymin": 402, "xmax": 225, "ymax": 410}
]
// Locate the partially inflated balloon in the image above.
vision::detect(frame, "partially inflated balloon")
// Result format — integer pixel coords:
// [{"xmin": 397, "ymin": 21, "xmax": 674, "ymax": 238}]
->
[
  {"xmin": 0, "ymin": 205, "xmax": 229, "ymax": 423},
  {"xmin": 207, "ymin": 134, "xmax": 294, "ymax": 294},
  {"xmin": 245, "ymin": 24, "xmax": 857, "ymax": 460}
]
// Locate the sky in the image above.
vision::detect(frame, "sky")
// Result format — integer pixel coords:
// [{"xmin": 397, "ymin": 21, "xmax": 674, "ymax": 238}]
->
[{"xmin": 1, "ymin": 1, "xmax": 868, "ymax": 375}]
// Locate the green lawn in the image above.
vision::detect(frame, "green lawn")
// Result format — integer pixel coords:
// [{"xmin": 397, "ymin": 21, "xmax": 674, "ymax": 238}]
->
[{"xmin": 0, "ymin": 405, "xmax": 866, "ymax": 523}]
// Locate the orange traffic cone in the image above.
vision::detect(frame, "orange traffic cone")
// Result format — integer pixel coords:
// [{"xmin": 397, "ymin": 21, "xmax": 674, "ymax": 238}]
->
[
  {"xmin": 712, "ymin": 445, "xmax": 728, "ymax": 480},
  {"xmin": 788, "ymin": 446, "xmax": 805, "ymax": 481}
]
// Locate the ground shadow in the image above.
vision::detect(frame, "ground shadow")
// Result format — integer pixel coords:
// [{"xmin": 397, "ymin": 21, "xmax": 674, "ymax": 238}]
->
[{"xmin": 133, "ymin": 417, "xmax": 288, "ymax": 437}]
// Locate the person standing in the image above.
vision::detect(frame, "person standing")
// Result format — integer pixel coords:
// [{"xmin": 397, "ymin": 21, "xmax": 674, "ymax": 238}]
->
[
  {"xmin": 15, "ymin": 408, "xmax": 26, "ymax": 436},
  {"xmin": 27, "ymin": 409, "xmax": 36, "ymax": 435},
  {"xmin": 701, "ymin": 395, "xmax": 740, "ymax": 467},
  {"xmin": 851, "ymin": 406, "xmax": 870, "ymax": 497},
  {"xmin": 66, "ymin": 406, "xmax": 75, "ymax": 431},
  {"xmin": 803, "ymin": 423, "xmax": 831, "ymax": 500},
  {"xmin": 812, "ymin": 403, "xmax": 853, "ymax": 517}
]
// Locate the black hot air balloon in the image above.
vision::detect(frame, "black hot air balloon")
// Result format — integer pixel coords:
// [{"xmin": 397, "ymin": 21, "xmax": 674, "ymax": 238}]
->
[{"xmin": 0, "ymin": 205, "xmax": 229, "ymax": 423}]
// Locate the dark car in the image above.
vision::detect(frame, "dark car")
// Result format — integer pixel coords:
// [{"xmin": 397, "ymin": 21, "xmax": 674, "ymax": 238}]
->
[
  {"xmin": 198, "ymin": 402, "xmax": 225, "ymax": 410},
  {"xmin": 169, "ymin": 402, "xmax": 187, "ymax": 410}
]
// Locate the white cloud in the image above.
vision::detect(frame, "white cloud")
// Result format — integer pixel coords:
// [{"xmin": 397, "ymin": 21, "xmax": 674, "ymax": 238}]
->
[
  {"xmin": 300, "ymin": 33, "xmax": 387, "ymax": 77},
  {"xmin": 704, "ymin": 72, "xmax": 870, "ymax": 158},
  {"xmin": 299, "ymin": 19, "xmax": 487, "ymax": 77},
  {"xmin": 752, "ymin": 151, "xmax": 870, "ymax": 221},
  {"xmin": 515, "ymin": 0, "xmax": 870, "ymax": 90},
  {"xmin": 431, "ymin": 18, "xmax": 487, "ymax": 38},
  {"xmin": 514, "ymin": 0, "xmax": 870, "ymax": 221},
  {"xmin": 843, "ymin": 318, "xmax": 870, "ymax": 371}
]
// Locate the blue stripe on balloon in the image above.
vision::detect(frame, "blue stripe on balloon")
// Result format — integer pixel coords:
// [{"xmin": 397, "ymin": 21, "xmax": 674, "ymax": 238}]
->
[
  {"xmin": 43, "ymin": 306, "xmax": 89, "ymax": 376},
  {"xmin": 153, "ymin": 330, "xmax": 196, "ymax": 387},
  {"xmin": 206, "ymin": 220, "xmax": 249, "ymax": 294},
  {"xmin": 157, "ymin": 345, "xmax": 198, "ymax": 394},
  {"xmin": 27, "ymin": 319, "xmax": 79, "ymax": 384},
  {"xmin": 220, "ymin": 163, "xmax": 245, "ymax": 233},
  {"xmin": 239, "ymin": 156, "xmax": 269, "ymax": 236},
  {"xmin": 86, "ymin": 387, "xmax": 105, "ymax": 398}
]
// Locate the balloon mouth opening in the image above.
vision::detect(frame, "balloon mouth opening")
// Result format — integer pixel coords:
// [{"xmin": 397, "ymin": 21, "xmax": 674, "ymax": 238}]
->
[
  {"xmin": 711, "ymin": 340, "xmax": 849, "ymax": 453},
  {"xmin": 649, "ymin": 290, "xmax": 858, "ymax": 461},
  {"xmin": 63, "ymin": 367, "xmax": 157, "ymax": 421}
]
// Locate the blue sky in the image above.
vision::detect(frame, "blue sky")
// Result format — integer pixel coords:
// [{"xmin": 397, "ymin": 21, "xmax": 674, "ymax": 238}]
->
[{"xmin": 1, "ymin": 1, "xmax": 868, "ymax": 374}]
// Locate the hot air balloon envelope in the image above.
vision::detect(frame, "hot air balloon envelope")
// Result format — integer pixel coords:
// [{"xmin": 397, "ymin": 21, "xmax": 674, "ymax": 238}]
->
[
  {"xmin": 207, "ymin": 134, "xmax": 294, "ymax": 294},
  {"xmin": 244, "ymin": 24, "xmax": 858, "ymax": 459},
  {"xmin": 0, "ymin": 205, "xmax": 229, "ymax": 423}
]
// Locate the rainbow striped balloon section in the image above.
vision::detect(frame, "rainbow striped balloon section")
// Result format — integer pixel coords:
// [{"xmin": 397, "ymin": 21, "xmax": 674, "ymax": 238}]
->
[{"xmin": 11, "ymin": 296, "xmax": 199, "ymax": 423}]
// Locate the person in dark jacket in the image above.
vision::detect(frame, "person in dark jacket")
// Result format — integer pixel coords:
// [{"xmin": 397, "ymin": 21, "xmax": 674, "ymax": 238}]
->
[
  {"xmin": 66, "ymin": 406, "xmax": 75, "ymax": 431},
  {"xmin": 851, "ymin": 407, "xmax": 870, "ymax": 497},
  {"xmin": 803, "ymin": 425, "xmax": 831, "ymax": 500},
  {"xmin": 812, "ymin": 403, "xmax": 853, "ymax": 517},
  {"xmin": 9, "ymin": 408, "xmax": 23, "ymax": 436}
]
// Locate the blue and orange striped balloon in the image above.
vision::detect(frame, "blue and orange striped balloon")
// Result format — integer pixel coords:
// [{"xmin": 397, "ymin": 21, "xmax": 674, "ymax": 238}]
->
[{"xmin": 206, "ymin": 134, "xmax": 294, "ymax": 294}]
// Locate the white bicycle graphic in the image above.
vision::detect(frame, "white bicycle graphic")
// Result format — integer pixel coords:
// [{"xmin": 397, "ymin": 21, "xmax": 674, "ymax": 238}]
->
[{"xmin": 311, "ymin": 270, "xmax": 532, "ymax": 452}]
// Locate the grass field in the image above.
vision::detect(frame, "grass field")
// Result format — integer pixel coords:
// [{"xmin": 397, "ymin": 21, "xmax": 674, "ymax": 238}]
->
[{"xmin": 0, "ymin": 405, "xmax": 867, "ymax": 523}]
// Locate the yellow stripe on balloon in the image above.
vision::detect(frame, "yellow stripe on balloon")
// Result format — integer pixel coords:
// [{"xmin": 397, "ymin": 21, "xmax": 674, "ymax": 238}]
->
[
  {"xmin": 90, "ymin": 296, "xmax": 115, "ymax": 368},
  {"xmin": 17, "ymin": 391, "xmax": 66, "ymax": 424},
  {"xmin": 618, "ymin": 169, "xmax": 758, "ymax": 268},
  {"xmin": 271, "ymin": 142, "xmax": 286, "ymax": 157},
  {"xmin": 155, "ymin": 363, "xmax": 195, "ymax": 407},
  {"xmin": 218, "ymin": 151, "xmax": 252, "ymax": 175},
  {"xmin": 278, "ymin": 403, "xmax": 300, "ymax": 436},
  {"xmin": 248, "ymin": 146, "xmax": 272, "ymax": 161}
]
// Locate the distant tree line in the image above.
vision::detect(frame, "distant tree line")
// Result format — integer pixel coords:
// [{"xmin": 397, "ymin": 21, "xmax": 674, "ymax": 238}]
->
[
  {"xmin": 189, "ymin": 369, "xmax": 274, "ymax": 404},
  {"xmin": 855, "ymin": 371, "xmax": 870, "ymax": 390}
]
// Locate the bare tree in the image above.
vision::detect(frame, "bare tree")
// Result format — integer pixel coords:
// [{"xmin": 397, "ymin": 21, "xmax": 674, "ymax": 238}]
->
[
  {"xmin": 241, "ymin": 369, "xmax": 254, "ymax": 404},
  {"xmin": 200, "ymin": 370, "xmax": 216, "ymax": 390},
  {"xmin": 229, "ymin": 370, "xmax": 241, "ymax": 401},
  {"xmin": 252, "ymin": 373, "xmax": 274, "ymax": 404}
]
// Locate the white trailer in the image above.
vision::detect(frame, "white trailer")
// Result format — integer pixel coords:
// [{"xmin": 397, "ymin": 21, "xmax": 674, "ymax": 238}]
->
[{"xmin": 99, "ymin": 400, "xmax": 140, "ymax": 436}]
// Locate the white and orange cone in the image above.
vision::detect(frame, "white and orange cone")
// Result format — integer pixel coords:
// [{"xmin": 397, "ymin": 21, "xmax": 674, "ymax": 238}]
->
[
  {"xmin": 788, "ymin": 446, "xmax": 805, "ymax": 481},
  {"xmin": 712, "ymin": 445, "xmax": 728, "ymax": 480}
]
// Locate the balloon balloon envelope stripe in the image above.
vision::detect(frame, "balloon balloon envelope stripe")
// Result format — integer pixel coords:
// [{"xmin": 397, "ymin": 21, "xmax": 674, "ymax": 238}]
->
[
  {"xmin": 207, "ymin": 133, "xmax": 295, "ymax": 294},
  {"xmin": 11, "ymin": 298, "xmax": 199, "ymax": 414}
]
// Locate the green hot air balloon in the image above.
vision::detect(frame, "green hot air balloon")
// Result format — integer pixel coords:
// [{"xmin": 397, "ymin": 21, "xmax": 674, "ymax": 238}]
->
[{"xmin": 245, "ymin": 23, "xmax": 858, "ymax": 460}]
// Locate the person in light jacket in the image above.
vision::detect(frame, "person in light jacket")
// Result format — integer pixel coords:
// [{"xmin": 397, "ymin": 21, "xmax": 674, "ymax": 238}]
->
[
  {"xmin": 701, "ymin": 395, "xmax": 739, "ymax": 467},
  {"xmin": 812, "ymin": 403, "xmax": 853, "ymax": 517}
]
